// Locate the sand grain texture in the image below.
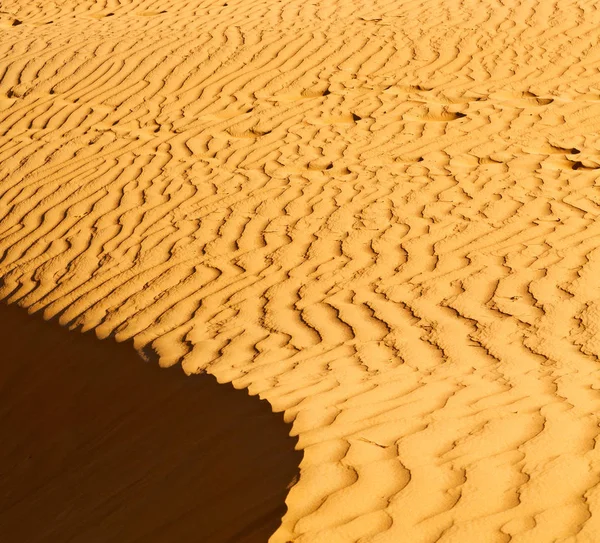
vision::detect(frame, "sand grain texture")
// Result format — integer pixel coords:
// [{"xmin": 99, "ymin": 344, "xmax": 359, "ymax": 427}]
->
[{"xmin": 1, "ymin": 0, "xmax": 600, "ymax": 541}]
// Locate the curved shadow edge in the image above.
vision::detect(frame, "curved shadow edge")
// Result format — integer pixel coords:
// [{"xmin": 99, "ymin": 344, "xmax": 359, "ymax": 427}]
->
[{"xmin": 0, "ymin": 301, "xmax": 301, "ymax": 543}]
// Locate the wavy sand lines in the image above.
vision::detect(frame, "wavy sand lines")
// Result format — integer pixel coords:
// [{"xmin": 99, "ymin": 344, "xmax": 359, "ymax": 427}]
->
[{"xmin": 2, "ymin": 0, "xmax": 600, "ymax": 542}]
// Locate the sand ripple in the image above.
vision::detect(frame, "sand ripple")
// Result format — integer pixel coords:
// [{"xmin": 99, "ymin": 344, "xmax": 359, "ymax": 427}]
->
[{"xmin": 2, "ymin": 0, "xmax": 600, "ymax": 541}]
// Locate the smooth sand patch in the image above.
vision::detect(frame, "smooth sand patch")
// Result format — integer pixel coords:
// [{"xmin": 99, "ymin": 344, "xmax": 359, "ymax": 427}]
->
[{"xmin": 0, "ymin": 301, "xmax": 300, "ymax": 542}]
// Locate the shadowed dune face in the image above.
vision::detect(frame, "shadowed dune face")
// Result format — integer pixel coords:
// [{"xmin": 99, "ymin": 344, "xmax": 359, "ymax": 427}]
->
[
  {"xmin": 0, "ymin": 301, "xmax": 301, "ymax": 543},
  {"xmin": 6, "ymin": 0, "xmax": 600, "ymax": 541}
]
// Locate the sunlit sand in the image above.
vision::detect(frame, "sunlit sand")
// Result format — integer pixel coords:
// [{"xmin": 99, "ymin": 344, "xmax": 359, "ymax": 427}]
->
[{"xmin": 2, "ymin": 0, "xmax": 600, "ymax": 541}]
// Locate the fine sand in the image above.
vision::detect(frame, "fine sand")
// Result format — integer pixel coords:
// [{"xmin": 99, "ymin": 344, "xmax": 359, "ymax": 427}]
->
[
  {"xmin": 0, "ymin": 301, "xmax": 300, "ymax": 542},
  {"xmin": 2, "ymin": 0, "xmax": 600, "ymax": 541}
]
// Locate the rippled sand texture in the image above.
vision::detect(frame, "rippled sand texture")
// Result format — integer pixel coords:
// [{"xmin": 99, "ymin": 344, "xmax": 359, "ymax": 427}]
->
[{"xmin": 1, "ymin": 0, "xmax": 600, "ymax": 541}]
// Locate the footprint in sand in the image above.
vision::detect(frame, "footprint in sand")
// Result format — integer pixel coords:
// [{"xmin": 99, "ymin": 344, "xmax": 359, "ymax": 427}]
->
[
  {"xmin": 404, "ymin": 110, "xmax": 467, "ymax": 122},
  {"xmin": 87, "ymin": 12, "xmax": 116, "ymax": 19},
  {"xmin": 137, "ymin": 11, "xmax": 168, "ymax": 17},
  {"xmin": 523, "ymin": 144, "xmax": 580, "ymax": 155},
  {"xmin": 0, "ymin": 12, "xmax": 22, "ymax": 27},
  {"xmin": 490, "ymin": 90, "xmax": 554, "ymax": 107}
]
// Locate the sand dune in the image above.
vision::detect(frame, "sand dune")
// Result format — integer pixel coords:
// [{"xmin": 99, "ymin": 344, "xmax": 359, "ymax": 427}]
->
[
  {"xmin": 0, "ymin": 301, "xmax": 300, "ymax": 542},
  {"xmin": 2, "ymin": 0, "xmax": 600, "ymax": 541}
]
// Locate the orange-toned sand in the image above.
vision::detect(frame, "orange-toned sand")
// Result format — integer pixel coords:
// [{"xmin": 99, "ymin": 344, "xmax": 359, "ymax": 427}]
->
[{"xmin": 2, "ymin": 0, "xmax": 600, "ymax": 541}]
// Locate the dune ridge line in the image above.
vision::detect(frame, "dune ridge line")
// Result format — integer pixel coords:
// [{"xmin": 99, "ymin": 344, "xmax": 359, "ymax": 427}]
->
[{"xmin": 2, "ymin": 0, "xmax": 600, "ymax": 541}]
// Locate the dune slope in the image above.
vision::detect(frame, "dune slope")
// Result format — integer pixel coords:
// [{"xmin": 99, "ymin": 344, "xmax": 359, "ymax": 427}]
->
[
  {"xmin": 0, "ymin": 300, "xmax": 301, "ymax": 542},
  {"xmin": 2, "ymin": 0, "xmax": 600, "ymax": 541}
]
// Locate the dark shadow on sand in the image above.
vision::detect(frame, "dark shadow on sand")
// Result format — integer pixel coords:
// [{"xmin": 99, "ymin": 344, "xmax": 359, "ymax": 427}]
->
[{"xmin": 0, "ymin": 301, "xmax": 301, "ymax": 543}]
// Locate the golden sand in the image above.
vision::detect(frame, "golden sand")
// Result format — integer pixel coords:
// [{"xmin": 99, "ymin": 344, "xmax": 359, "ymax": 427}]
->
[{"xmin": 1, "ymin": 0, "xmax": 600, "ymax": 541}]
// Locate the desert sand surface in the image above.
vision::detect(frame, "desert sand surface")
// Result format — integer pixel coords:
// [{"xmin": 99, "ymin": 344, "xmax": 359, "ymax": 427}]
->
[
  {"xmin": 0, "ymin": 301, "xmax": 300, "ymax": 542},
  {"xmin": 1, "ymin": 0, "xmax": 600, "ymax": 541}
]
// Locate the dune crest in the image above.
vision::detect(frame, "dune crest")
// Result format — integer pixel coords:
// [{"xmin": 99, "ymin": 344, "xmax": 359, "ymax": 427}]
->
[{"xmin": 2, "ymin": 0, "xmax": 600, "ymax": 541}]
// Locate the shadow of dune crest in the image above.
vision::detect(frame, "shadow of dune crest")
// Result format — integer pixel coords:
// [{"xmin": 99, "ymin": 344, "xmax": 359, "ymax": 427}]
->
[{"xmin": 0, "ymin": 301, "xmax": 301, "ymax": 543}]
